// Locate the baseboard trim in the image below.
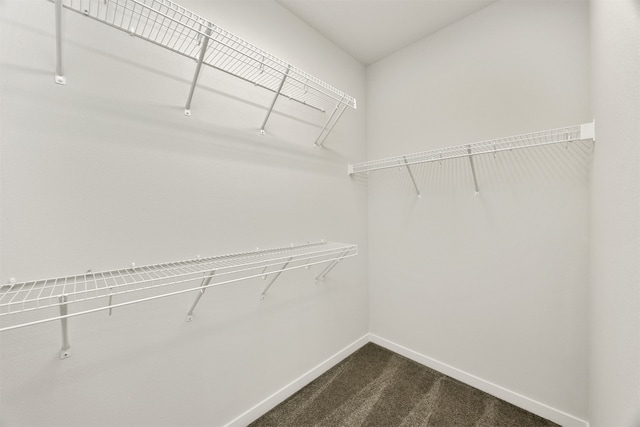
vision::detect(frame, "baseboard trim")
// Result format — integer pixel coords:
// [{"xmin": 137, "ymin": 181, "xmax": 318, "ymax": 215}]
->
[
  {"xmin": 224, "ymin": 334, "xmax": 370, "ymax": 427},
  {"xmin": 369, "ymin": 334, "xmax": 589, "ymax": 427},
  {"xmin": 226, "ymin": 333, "xmax": 589, "ymax": 427}
]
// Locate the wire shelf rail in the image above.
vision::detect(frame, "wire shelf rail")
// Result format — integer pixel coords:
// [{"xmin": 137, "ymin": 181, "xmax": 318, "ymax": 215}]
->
[
  {"xmin": 348, "ymin": 121, "xmax": 595, "ymax": 196},
  {"xmin": 48, "ymin": 0, "xmax": 356, "ymax": 146},
  {"xmin": 0, "ymin": 241, "xmax": 358, "ymax": 357}
]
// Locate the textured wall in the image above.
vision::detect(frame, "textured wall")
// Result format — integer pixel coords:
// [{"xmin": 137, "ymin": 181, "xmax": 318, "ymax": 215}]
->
[
  {"xmin": 589, "ymin": 1, "xmax": 640, "ymax": 425},
  {"xmin": 366, "ymin": 0, "xmax": 591, "ymax": 421},
  {"xmin": 0, "ymin": 1, "xmax": 367, "ymax": 425}
]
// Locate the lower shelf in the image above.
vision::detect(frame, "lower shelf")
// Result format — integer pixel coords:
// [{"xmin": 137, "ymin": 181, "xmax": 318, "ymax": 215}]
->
[{"xmin": 0, "ymin": 240, "xmax": 358, "ymax": 334}]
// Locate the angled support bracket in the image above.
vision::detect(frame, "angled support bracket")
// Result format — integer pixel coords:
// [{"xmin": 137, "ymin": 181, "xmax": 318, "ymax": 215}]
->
[
  {"xmin": 107, "ymin": 287, "xmax": 114, "ymax": 315},
  {"xmin": 315, "ymin": 250, "xmax": 350, "ymax": 283},
  {"xmin": 260, "ymin": 257, "xmax": 293, "ymax": 299},
  {"xmin": 402, "ymin": 156, "xmax": 421, "ymax": 198},
  {"xmin": 59, "ymin": 295, "xmax": 71, "ymax": 359},
  {"xmin": 467, "ymin": 146, "xmax": 480, "ymax": 195},
  {"xmin": 184, "ymin": 24, "xmax": 213, "ymax": 116},
  {"xmin": 260, "ymin": 65, "xmax": 291, "ymax": 134},
  {"xmin": 186, "ymin": 270, "xmax": 216, "ymax": 322},
  {"xmin": 54, "ymin": 0, "xmax": 66, "ymax": 85},
  {"xmin": 314, "ymin": 97, "xmax": 347, "ymax": 148}
]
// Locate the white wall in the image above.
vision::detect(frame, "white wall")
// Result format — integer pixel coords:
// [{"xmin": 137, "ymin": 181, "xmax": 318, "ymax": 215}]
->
[
  {"xmin": 0, "ymin": 1, "xmax": 368, "ymax": 425},
  {"xmin": 366, "ymin": 0, "xmax": 591, "ymax": 422},
  {"xmin": 589, "ymin": 1, "xmax": 640, "ymax": 425}
]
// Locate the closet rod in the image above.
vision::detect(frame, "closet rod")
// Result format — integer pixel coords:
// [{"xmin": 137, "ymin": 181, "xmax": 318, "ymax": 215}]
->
[{"xmin": 348, "ymin": 121, "xmax": 595, "ymax": 175}]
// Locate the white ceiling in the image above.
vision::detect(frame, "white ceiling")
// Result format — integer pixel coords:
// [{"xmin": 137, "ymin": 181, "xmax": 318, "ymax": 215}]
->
[{"xmin": 275, "ymin": 0, "xmax": 497, "ymax": 65}]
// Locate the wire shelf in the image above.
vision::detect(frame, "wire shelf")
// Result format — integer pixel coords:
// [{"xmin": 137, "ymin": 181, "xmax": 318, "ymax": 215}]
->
[
  {"xmin": 0, "ymin": 241, "xmax": 358, "ymax": 333},
  {"xmin": 48, "ymin": 0, "xmax": 356, "ymax": 144},
  {"xmin": 348, "ymin": 122, "xmax": 595, "ymax": 175}
]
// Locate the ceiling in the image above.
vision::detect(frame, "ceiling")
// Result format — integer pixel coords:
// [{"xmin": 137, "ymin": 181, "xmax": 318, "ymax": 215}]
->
[{"xmin": 275, "ymin": 0, "xmax": 497, "ymax": 65}]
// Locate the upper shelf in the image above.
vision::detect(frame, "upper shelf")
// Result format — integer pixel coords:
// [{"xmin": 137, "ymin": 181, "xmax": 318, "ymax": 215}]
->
[
  {"xmin": 0, "ymin": 241, "xmax": 358, "ymax": 335},
  {"xmin": 348, "ymin": 122, "xmax": 595, "ymax": 197},
  {"xmin": 50, "ymin": 0, "xmax": 356, "ymax": 146},
  {"xmin": 349, "ymin": 122, "xmax": 595, "ymax": 175}
]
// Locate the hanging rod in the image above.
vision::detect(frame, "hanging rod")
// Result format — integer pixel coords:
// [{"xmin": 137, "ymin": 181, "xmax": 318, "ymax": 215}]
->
[
  {"xmin": 49, "ymin": 0, "xmax": 356, "ymax": 145},
  {"xmin": 0, "ymin": 241, "xmax": 358, "ymax": 337},
  {"xmin": 348, "ymin": 122, "xmax": 595, "ymax": 176}
]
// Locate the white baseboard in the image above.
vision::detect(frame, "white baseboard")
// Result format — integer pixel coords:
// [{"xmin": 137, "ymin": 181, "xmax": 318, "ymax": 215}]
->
[
  {"xmin": 369, "ymin": 334, "xmax": 589, "ymax": 427},
  {"xmin": 224, "ymin": 334, "xmax": 370, "ymax": 427},
  {"xmin": 226, "ymin": 333, "xmax": 589, "ymax": 427}
]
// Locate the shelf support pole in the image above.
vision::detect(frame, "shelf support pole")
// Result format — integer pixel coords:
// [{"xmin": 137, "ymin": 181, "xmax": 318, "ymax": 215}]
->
[
  {"xmin": 184, "ymin": 25, "xmax": 212, "ymax": 116},
  {"xmin": 59, "ymin": 295, "xmax": 71, "ymax": 359},
  {"xmin": 315, "ymin": 250, "xmax": 350, "ymax": 283},
  {"xmin": 467, "ymin": 146, "xmax": 480, "ymax": 195},
  {"xmin": 260, "ymin": 66, "xmax": 291, "ymax": 135},
  {"xmin": 54, "ymin": 0, "xmax": 66, "ymax": 85},
  {"xmin": 260, "ymin": 257, "xmax": 293, "ymax": 299},
  {"xmin": 314, "ymin": 98, "xmax": 347, "ymax": 148},
  {"xmin": 107, "ymin": 289, "xmax": 114, "ymax": 315},
  {"xmin": 186, "ymin": 270, "xmax": 216, "ymax": 322},
  {"xmin": 402, "ymin": 156, "xmax": 421, "ymax": 198}
]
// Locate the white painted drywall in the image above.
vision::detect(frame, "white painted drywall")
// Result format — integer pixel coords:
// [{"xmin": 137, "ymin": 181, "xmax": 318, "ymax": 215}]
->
[
  {"xmin": 0, "ymin": 0, "xmax": 368, "ymax": 425},
  {"xmin": 589, "ymin": 1, "xmax": 640, "ymax": 425},
  {"xmin": 366, "ymin": 0, "xmax": 591, "ymax": 421}
]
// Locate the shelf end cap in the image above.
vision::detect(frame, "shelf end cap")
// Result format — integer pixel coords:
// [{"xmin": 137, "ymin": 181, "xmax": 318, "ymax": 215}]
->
[{"xmin": 580, "ymin": 121, "xmax": 595, "ymax": 141}]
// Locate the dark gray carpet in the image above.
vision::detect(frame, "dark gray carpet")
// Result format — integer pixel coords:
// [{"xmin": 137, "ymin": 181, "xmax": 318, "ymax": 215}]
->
[{"xmin": 250, "ymin": 343, "xmax": 559, "ymax": 427}]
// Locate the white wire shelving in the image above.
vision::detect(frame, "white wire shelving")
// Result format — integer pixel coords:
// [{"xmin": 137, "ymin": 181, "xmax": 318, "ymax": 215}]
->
[
  {"xmin": 49, "ymin": 0, "xmax": 356, "ymax": 146},
  {"xmin": 348, "ymin": 121, "xmax": 595, "ymax": 197},
  {"xmin": 0, "ymin": 241, "xmax": 358, "ymax": 358}
]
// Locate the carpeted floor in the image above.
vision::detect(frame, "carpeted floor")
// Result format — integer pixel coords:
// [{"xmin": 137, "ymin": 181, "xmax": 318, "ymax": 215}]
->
[{"xmin": 250, "ymin": 343, "xmax": 559, "ymax": 427}]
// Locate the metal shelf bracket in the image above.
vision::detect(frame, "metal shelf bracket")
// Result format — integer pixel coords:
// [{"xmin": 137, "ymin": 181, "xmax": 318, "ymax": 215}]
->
[
  {"xmin": 315, "ymin": 249, "xmax": 350, "ymax": 283},
  {"xmin": 260, "ymin": 65, "xmax": 291, "ymax": 135},
  {"xmin": 107, "ymin": 287, "xmax": 114, "ymax": 315},
  {"xmin": 581, "ymin": 121, "xmax": 596, "ymax": 141},
  {"xmin": 184, "ymin": 24, "xmax": 213, "ymax": 116},
  {"xmin": 314, "ymin": 97, "xmax": 348, "ymax": 148},
  {"xmin": 402, "ymin": 156, "xmax": 421, "ymax": 198},
  {"xmin": 260, "ymin": 257, "xmax": 293, "ymax": 299},
  {"xmin": 54, "ymin": 0, "xmax": 66, "ymax": 85},
  {"xmin": 467, "ymin": 146, "xmax": 480, "ymax": 196},
  {"xmin": 186, "ymin": 270, "xmax": 216, "ymax": 322},
  {"xmin": 59, "ymin": 295, "xmax": 71, "ymax": 359}
]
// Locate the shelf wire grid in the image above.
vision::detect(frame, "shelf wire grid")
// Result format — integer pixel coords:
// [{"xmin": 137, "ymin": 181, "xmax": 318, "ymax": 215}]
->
[
  {"xmin": 50, "ymin": 0, "xmax": 357, "ymax": 112},
  {"xmin": 349, "ymin": 123, "xmax": 593, "ymax": 175},
  {"xmin": 0, "ymin": 241, "xmax": 358, "ymax": 332}
]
